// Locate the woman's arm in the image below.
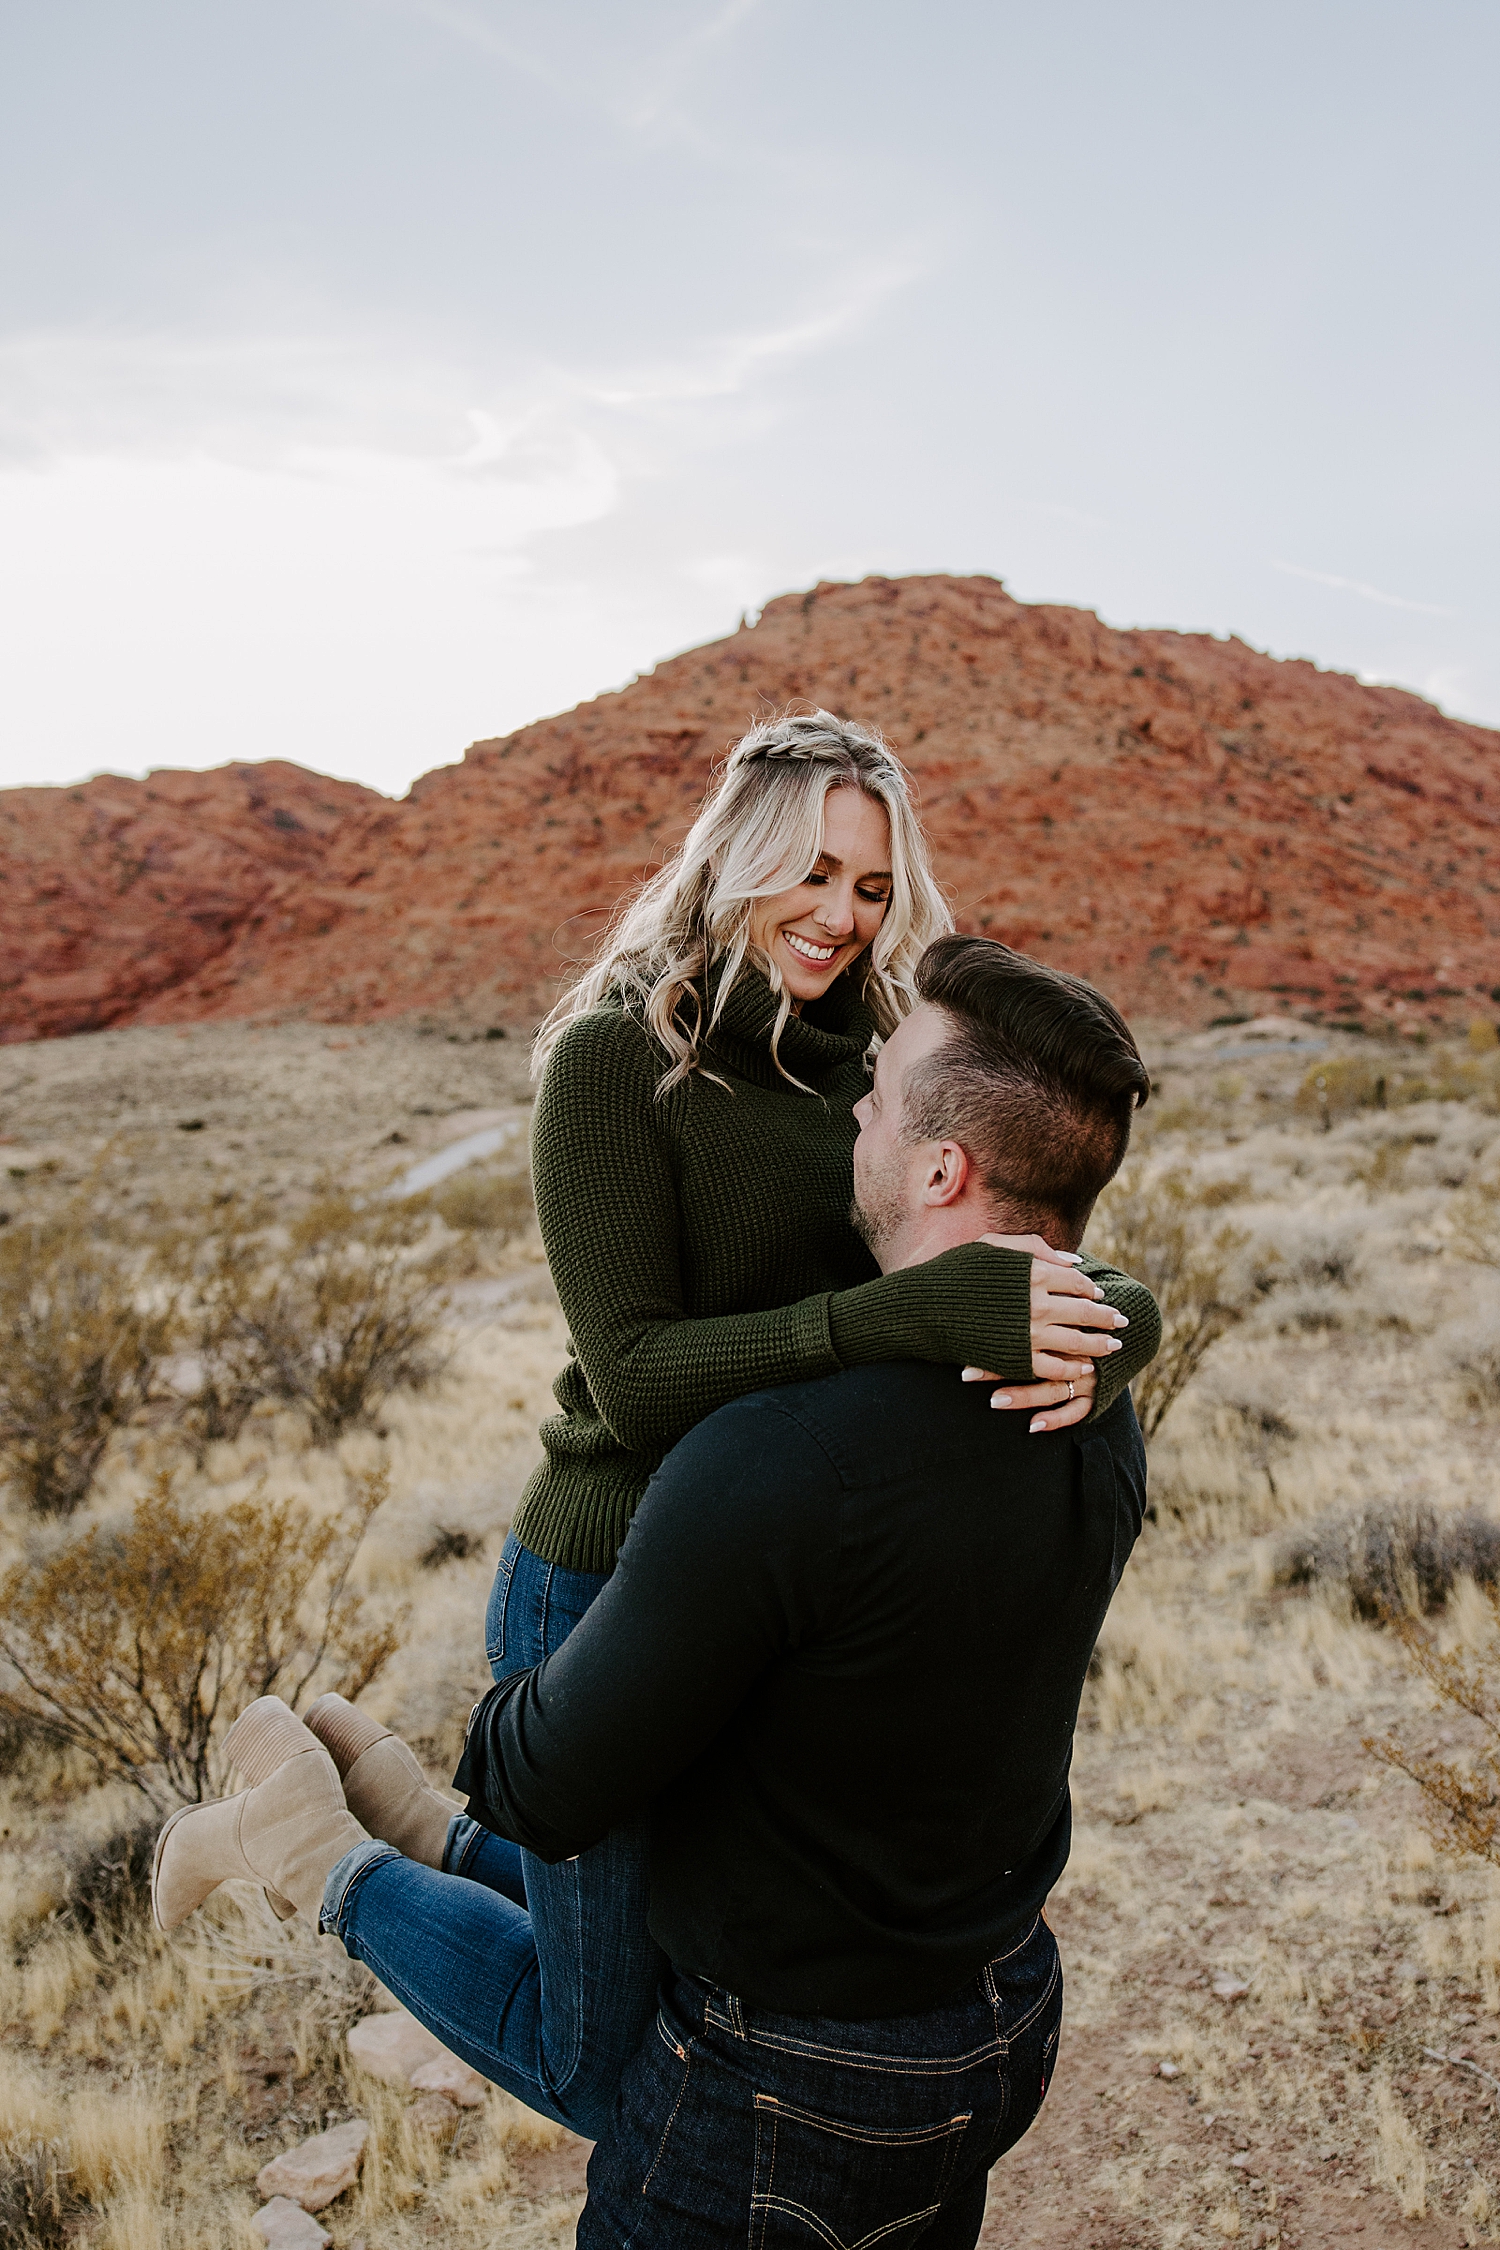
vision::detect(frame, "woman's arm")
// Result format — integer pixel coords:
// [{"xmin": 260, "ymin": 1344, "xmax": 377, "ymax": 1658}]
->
[
  {"xmin": 824, "ymin": 1246, "xmax": 1158, "ymax": 1419},
  {"xmin": 533, "ymin": 1010, "xmax": 1159, "ymax": 1456}
]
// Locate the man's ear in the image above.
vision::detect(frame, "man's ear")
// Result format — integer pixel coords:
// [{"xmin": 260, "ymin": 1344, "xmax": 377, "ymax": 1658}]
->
[{"xmin": 922, "ymin": 1139, "xmax": 970, "ymax": 1208}]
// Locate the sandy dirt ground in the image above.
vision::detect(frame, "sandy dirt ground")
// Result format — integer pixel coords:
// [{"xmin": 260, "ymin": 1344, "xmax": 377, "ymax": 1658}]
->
[{"xmin": 2, "ymin": 1010, "xmax": 1499, "ymax": 2246}]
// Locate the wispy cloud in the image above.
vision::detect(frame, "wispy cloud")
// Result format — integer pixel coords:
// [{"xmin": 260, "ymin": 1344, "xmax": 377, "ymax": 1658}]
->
[
  {"xmin": 1271, "ymin": 559, "xmax": 1451, "ymax": 616},
  {"xmin": 377, "ymin": 0, "xmax": 765, "ymax": 155},
  {"xmin": 589, "ymin": 253, "xmax": 924, "ymax": 409},
  {"xmin": 0, "ymin": 235, "xmax": 918, "ymax": 476},
  {"xmin": 366, "ymin": 0, "xmax": 577, "ymax": 106},
  {"xmin": 617, "ymin": 0, "xmax": 762, "ymax": 142}
]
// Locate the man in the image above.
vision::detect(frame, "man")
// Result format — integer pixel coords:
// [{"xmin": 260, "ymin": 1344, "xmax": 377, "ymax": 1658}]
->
[{"xmin": 455, "ymin": 935, "xmax": 1158, "ymax": 2247}]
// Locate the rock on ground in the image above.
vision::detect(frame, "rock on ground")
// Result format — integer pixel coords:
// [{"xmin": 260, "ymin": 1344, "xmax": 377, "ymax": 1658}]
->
[
  {"xmin": 347, "ymin": 2007, "xmax": 452, "ymax": 2085},
  {"xmin": 255, "ymin": 2117, "xmax": 369, "ymax": 2211},
  {"xmin": 252, "ymin": 2196, "xmax": 332, "ymax": 2249},
  {"xmin": 408, "ymin": 2089, "xmax": 462, "ymax": 2143},
  {"xmin": 410, "ymin": 2053, "xmax": 489, "ymax": 2105}
]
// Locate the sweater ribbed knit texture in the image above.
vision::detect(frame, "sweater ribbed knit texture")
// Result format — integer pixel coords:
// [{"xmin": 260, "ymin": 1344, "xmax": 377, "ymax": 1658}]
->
[{"xmin": 512, "ymin": 968, "xmax": 1161, "ymax": 1574}]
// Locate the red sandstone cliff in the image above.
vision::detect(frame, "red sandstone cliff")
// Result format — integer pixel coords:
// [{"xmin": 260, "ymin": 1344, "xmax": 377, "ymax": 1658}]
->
[{"xmin": 4, "ymin": 574, "xmax": 1497, "ymax": 1043}]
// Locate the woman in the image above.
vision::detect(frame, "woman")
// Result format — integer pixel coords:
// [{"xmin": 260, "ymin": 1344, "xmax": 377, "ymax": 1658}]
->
[{"xmin": 153, "ymin": 710, "xmax": 1155, "ymax": 2138}]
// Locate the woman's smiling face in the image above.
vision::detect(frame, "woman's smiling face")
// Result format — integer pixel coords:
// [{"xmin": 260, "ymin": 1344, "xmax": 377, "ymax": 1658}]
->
[{"xmin": 746, "ymin": 786, "xmax": 893, "ymax": 1008}]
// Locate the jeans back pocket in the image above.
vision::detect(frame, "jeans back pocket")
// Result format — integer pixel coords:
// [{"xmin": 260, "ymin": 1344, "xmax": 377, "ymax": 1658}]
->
[{"xmin": 750, "ymin": 2093, "xmax": 970, "ymax": 2249}]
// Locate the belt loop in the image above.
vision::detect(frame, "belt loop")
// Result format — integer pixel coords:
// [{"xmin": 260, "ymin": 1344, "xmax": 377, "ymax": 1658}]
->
[{"xmin": 728, "ymin": 1991, "xmax": 746, "ymax": 2039}]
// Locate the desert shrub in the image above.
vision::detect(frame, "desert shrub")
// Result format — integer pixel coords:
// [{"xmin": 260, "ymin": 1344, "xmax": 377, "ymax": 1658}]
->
[
  {"xmin": 57, "ymin": 1815, "xmax": 159, "ymax": 1941},
  {"xmin": 0, "ymin": 1210, "xmax": 174, "ymax": 1514},
  {"xmin": 176, "ymin": 1188, "xmax": 455, "ymax": 1450},
  {"xmin": 1367, "ymin": 1587, "xmax": 1500, "ymax": 1869},
  {"xmin": 1086, "ymin": 1167, "xmax": 1249, "ymax": 1440},
  {"xmin": 1297, "ymin": 1056, "xmax": 1380, "ymax": 1126},
  {"xmin": 170, "ymin": 1195, "xmax": 277, "ymax": 1458},
  {"xmin": 1274, "ymin": 1500, "xmax": 1500, "ymax": 1620},
  {"xmin": 1451, "ymin": 1171, "xmax": 1500, "ymax": 1272},
  {"xmin": 0, "ymin": 1708, "xmax": 45, "ymax": 1779},
  {"xmin": 1455, "ymin": 1326, "xmax": 1500, "ymax": 1415},
  {"xmin": 1353, "ymin": 1135, "xmax": 1415, "ymax": 1194},
  {"xmin": 1296, "ymin": 1055, "xmax": 1442, "ymax": 1126},
  {"xmin": 1195, "ymin": 1175, "xmax": 1250, "ymax": 1208},
  {"xmin": 1431, "ymin": 1044, "xmax": 1500, "ymax": 1110},
  {"xmin": 434, "ymin": 1167, "xmax": 533, "ymax": 1239},
  {"xmin": 0, "ymin": 2139, "xmax": 73, "ymax": 2249},
  {"xmin": 0, "ymin": 1465, "xmax": 403, "ymax": 1803},
  {"xmin": 419, "ymin": 1523, "xmax": 484, "ymax": 1569},
  {"xmin": 1216, "ymin": 1388, "xmax": 1297, "ymax": 1501}
]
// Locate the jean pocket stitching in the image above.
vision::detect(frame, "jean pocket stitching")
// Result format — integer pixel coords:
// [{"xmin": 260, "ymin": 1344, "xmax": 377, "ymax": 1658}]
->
[
  {"xmin": 753, "ymin": 2097, "xmax": 971, "ymax": 2147},
  {"xmin": 986, "ymin": 1913, "xmax": 1043, "ymax": 1973},
  {"xmin": 1000, "ymin": 1952, "xmax": 1061, "ymax": 2044},
  {"xmin": 485, "ymin": 1544, "xmax": 520, "ymax": 1665},
  {"xmin": 640, "ymin": 2021, "xmax": 693, "ymax": 2199},
  {"xmin": 751, "ymin": 2098, "xmax": 970, "ymax": 2249},
  {"xmin": 744, "ymin": 2029, "xmax": 1000, "ymax": 2075}
]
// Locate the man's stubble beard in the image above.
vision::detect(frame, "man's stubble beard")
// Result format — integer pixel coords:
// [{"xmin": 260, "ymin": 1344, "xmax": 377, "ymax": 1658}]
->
[{"xmin": 849, "ymin": 1167, "xmax": 907, "ymax": 1263}]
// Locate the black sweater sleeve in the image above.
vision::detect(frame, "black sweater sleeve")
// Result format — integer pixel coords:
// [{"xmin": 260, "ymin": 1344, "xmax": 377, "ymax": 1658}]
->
[{"xmin": 454, "ymin": 1396, "xmax": 842, "ymax": 1858}]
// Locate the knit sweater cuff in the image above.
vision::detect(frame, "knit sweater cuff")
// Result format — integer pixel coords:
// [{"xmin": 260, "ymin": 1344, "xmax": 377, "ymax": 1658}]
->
[{"xmin": 827, "ymin": 1244, "xmax": 1035, "ymax": 1380}]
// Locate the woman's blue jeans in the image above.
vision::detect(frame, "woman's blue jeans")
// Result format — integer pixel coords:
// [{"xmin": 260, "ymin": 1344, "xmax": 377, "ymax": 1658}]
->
[{"xmin": 321, "ymin": 1534, "xmax": 667, "ymax": 2140}]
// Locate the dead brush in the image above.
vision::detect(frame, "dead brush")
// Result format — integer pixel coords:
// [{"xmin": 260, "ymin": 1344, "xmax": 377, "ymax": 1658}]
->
[
  {"xmin": 1274, "ymin": 1500, "xmax": 1500, "ymax": 1620},
  {"xmin": 1366, "ymin": 1583, "xmax": 1500, "ymax": 1872},
  {"xmin": 0, "ymin": 2137, "xmax": 74, "ymax": 2250},
  {"xmin": 0, "ymin": 1464, "xmax": 404, "ymax": 1804},
  {"xmin": 1086, "ymin": 1166, "xmax": 1249, "ymax": 1439},
  {"xmin": 168, "ymin": 1194, "xmax": 277, "ymax": 1459},
  {"xmin": 0, "ymin": 1204, "xmax": 174, "ymax": 1514},
  {"xmin": 1454, "ymin": 1325, "xmax": 1500, "ymax": 1415},
  {"xmin": 1450, "ymin": 1168, "xmax": 1500, "ymax": 1273},
  {"xmin": 56, "ymin": 1816, "xmax": 159, "ymax": 1943},
  {"xmin": 176, "ymin": 1186, "xmax": 456, "ymax": 1449},
  {"xmin": 433, "ymin": 1166, "xmax": 533, "ymax": 1239}
]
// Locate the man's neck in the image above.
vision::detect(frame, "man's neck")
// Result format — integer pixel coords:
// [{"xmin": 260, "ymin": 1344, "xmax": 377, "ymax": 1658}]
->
[
  {"xmin": 875, "ymin": 1203, "xmax": 1082, "ymax": 1272},
  {"xmin": 875, "ymin": 1205, "xmax": 1002, "ymax": 1273}
]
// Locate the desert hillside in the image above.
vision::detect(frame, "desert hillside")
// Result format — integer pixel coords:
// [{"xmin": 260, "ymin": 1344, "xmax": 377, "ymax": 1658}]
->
[{"xmin": 5, "ymin": 574, "xmax": 1498, "ymax": 1045}]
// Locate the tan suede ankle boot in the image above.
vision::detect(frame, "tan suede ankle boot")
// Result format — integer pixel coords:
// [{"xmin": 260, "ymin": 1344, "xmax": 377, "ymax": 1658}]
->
[
  {"xmin": 304, "ymin": 1693, "xmax": 458, "ymax": 1870},
  {"xmin": 152, "ymin": 1746, "xmax": 367, "ymax": 1933},
  {"xmin": 223, "ymin": 1695, "xmax": 324, "ymax": 1788},
  {"xmin": 218, "ymin": 1694, "xmax": 329, "ymax": 1922}
]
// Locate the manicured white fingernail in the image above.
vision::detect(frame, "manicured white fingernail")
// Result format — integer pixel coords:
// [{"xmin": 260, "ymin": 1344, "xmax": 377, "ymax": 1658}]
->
[
  {"xmin": 1092, "ymin": 1284, "xmax": 1105, "ymax": 1299},
  {"xmin": 990, "ymin": 1393, "xmax": 1013, "ymax": 1409},
  {"xmin": 1057, "ymin": 1252, "xmax": 1083, "ymax": 1264},
  {"xmin": 1113, "ymin": 1312, "xmax": 1129, "ymax": 1327},
  {"xmin": 1107, "ymin": 1338, "xmax": 1123, "ymax": 1351},
  {"xmin": 961, "ymin": 1367, "xmax": 982, "ymax": 1381},
  {"xmin": 1030, "ymin": 1416, "xmax": 1048, "ymax": 1433}
]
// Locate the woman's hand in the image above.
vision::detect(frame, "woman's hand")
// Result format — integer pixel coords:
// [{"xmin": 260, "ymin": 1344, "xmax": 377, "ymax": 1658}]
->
[
  {"xmin": 960, "ymin": 1233, "xmax": 1128, "ymax": 1432},
  {"xmin": 962, "ymin": 1365, "xmax": 1098, "ymax": 1431}
]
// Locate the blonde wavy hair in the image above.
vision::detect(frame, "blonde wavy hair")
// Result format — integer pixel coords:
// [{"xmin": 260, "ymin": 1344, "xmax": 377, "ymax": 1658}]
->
[{"xmin": 533, "ymin": 709, "xmax": 952, "ymax": 1093}]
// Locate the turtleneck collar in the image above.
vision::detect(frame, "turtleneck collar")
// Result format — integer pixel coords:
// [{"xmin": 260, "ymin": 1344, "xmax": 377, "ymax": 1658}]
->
[{"xmin": 701, "ymin": 957, "xmax": 877, "ymax": 1092}]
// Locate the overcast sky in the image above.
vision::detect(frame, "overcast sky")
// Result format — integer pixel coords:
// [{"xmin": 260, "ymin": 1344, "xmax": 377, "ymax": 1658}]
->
[{"xmin": 2, "ymin": 1, "xmax": 1495, "ymax": 797}]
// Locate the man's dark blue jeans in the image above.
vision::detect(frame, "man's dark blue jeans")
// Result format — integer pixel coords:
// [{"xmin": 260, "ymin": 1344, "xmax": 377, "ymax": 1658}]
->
[{"xmin": 578, "ymin": 1913, "xmax": 1063, "ymax": 2249}]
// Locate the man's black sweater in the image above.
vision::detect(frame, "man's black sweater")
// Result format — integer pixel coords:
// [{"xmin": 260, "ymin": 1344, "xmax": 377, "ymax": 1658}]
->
[{"xmin": 457, "ymin": 1360, "xmax": 1148, "ymax": 2019}]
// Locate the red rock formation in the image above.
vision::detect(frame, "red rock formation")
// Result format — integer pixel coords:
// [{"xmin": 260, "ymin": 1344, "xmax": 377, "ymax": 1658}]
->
[
  {"xmin": 0, "ymin": 763, "xmax": 381, "ymax": 1042},
  {"xmin": 4, "ymin": 574, "xmax": 1497, "ymax": 1043}
]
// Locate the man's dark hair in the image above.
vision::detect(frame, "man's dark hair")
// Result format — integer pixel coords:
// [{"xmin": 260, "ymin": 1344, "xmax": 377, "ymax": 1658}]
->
[{"xmin": 906, "ymin": 936, "xmax": 1150, "ymax": 1243}]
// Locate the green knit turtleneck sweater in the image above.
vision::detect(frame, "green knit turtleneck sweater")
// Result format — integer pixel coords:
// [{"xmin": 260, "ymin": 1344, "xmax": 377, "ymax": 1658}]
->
[{"xmin": 511, "ymin": 967, "xmax": 1161, "ymax": 1574}]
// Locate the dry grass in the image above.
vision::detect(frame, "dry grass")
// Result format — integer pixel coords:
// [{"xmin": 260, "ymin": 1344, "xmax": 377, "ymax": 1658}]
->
[{"xmin": 3, "ymin": 1012, "xmax": 1500, "ymax": 2246}]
